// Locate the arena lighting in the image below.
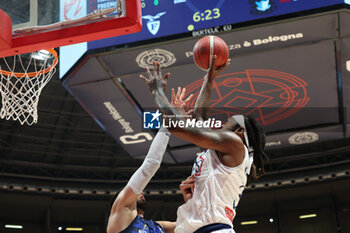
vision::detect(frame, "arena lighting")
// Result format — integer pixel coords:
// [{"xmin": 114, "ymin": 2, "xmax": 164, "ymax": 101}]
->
[
  {"xmin": 299, "ymin": 213, "xmax": 317, "ymax": 219},
  {"xmin": 240, "ymin": 220, "xmax": 258, "ymax": 225},
  {"xmin": 5, "ymin": 224, "xmax": 23, "ymax": 229},
  {"xmin": 65, "ymin": 227, "xmax": 83, "ymax": 231}
]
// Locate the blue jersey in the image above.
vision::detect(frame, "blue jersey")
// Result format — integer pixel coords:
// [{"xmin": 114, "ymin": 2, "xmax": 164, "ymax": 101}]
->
[{"xmin": 120, "ymin": 216, "xmax": 165, "ymax": 233}]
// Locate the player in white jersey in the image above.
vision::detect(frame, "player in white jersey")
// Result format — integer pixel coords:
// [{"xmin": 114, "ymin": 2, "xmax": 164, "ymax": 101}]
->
[
  {"xmin": 140, "ymin": 57, "xmax": 268, "ymax": 233},
  {"xmin": 175, "ymin": 144, "xmax": 252, "ymax": 233}
]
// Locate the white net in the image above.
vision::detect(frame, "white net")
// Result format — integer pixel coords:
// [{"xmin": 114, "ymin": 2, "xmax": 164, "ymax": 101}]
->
[{"xmin": 0, "ymin": 49, "xmax": 58, "ymax": 125}]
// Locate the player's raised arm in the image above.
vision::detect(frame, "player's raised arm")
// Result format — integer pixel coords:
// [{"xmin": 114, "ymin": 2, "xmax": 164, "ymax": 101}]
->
[
  {"xmin": 140, "ymin": 62, "xmax": 244, "ymax": 165},
  {"xmin": 193, "ymin": 55, "xmax": 231, "ymax": 120},
  {"xmin": 107, "ymin": 128, "xmax": 172, "ymax": 233}
]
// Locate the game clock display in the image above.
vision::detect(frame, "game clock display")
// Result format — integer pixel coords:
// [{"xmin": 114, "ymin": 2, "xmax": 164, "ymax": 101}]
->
[
  {"xmin": 88, "ymin": 0, "xmax": 344, "ymax": 50},
  {"xmin": 192, "ymin": 8, "xmax": 221, "ymax": 22}
]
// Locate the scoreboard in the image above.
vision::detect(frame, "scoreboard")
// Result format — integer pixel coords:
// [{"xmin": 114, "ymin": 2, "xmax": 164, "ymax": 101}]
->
[
  {"xmin": 88, "ymin": 0, "xmax": 345, "ymax": 50},
  {"xmin": 60, "ymin": 0, "xmax": 346, "ymax": 78}
]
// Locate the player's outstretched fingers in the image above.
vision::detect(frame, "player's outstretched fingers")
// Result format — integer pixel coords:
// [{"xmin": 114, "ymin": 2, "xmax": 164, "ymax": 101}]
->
[
  {"xmin": 184, "ymin": 94, "xmax": 193, "ymax": 104},
  {"xmin": 164, "ymin": 73, "xmax": 171, "ymax": 80},
  {"xmin": 209, "ymin": 55, "xmax": 217, "ymax": 71},
  {"xmin": 156, "ymin": 62, "xmax": 161, "ymax": 75},
  {"xmin": 140, "ymin": 74, "xmax": 148, "ymax": 82},
  {"xmin": 171, "ymin": 88, "xmax": 176, "ymax": 101},
  {"xmin": 145, "ymin": 65, "xmax": 152, "ymax": 77},
  {"xmin": 216, "ymin": 58, "xmax": 231, "ymax": 74},
  {"xmin": 175, "ymin": 87, "xmax": 181, "ymax": 100},
  {"xmin": 180, "ymin": 87, "xmax": 186, "ymax": 101},
  {"xmin": 152, "ymin": 60, "xmax": 158, "ymax": 75}
]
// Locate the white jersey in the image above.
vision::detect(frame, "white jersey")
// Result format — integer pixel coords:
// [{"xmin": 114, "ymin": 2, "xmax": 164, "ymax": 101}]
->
[{"xmin": 175, "ymin": 147, "xmax": 253, "ymax": 233}]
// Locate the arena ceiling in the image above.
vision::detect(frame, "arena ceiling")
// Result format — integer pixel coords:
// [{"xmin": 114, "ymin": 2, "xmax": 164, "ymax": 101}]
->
[{"xmin": 0, "ymin": 4, "xmax": 350, "ymax": 199}]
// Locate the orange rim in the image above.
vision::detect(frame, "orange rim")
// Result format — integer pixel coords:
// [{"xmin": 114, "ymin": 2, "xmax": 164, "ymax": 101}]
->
[{"xmin": 0, "ymin": 48, "xmax": 58, "ymax": 78}]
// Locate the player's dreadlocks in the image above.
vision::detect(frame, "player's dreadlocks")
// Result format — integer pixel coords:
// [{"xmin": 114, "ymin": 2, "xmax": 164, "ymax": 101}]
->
[{"xmin": 244, "ymin": 115, "xmax": 269, "ymax": 181}]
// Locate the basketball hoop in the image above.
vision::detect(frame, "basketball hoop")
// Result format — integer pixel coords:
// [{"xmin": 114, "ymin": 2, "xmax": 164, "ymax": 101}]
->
[{"xmin": 0, "ymin": 49, "xmax": 58, "ymax": 125}]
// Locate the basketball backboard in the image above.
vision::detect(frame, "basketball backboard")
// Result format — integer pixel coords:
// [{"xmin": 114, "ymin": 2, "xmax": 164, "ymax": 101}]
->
[{"xmin": 0, "ymin": 0, "xmax": 141, "ymax": 57}]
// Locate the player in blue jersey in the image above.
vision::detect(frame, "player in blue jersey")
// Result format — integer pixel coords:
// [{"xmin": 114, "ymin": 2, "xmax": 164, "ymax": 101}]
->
[
  {"xmin": 106, "ymin": 127, "xmax": 175, "ymax": 233},
  {"xmin": 106, "ymin": 76, "xmax": 194, "ymax": 233}
]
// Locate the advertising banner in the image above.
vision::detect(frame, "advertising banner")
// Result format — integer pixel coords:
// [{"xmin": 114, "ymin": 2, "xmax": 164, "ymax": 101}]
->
[{"xmin": 68, "ymin": 78, "xmax": 176, "ymax": 162}]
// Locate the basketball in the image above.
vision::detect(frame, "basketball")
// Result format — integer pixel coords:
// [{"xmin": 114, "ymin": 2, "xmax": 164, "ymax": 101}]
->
[{"xmin": 193, "ymin": 35, "xmax": 229, "ymax": 71}]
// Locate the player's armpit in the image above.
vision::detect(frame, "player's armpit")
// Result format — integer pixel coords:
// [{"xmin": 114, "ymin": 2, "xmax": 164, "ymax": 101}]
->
[
  {"xmin": 111, "ymin": 186, "xmax": 139, "ymax": 214},
  {"xmin": 107, "ymin": 187, "xmax": 138, "ymax": 233}
]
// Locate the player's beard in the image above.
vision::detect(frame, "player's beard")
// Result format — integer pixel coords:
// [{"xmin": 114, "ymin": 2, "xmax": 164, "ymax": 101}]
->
[{"xmin": 137, "ymin": 199, "xmax": 147, "ymax": 212}]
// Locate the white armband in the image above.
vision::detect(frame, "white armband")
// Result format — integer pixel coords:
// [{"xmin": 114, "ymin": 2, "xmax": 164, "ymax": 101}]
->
[{"xmin": 127, "ymin": 128, "xmax": 170, "ymax": 194}]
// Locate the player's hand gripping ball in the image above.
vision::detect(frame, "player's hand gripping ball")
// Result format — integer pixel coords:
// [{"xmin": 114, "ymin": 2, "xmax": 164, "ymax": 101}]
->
[{"xmin": 193, "ymin": 35, "xmax": 229, "ymax": 71}]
